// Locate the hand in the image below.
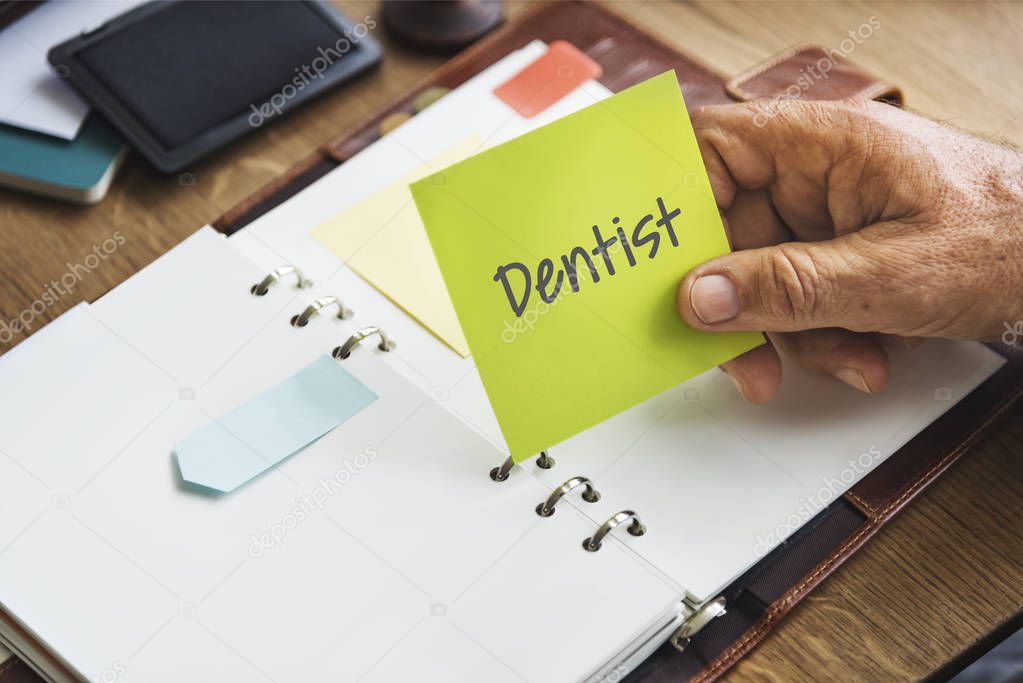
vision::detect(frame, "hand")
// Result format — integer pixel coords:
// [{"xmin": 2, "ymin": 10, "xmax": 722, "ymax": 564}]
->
[{"xmin": 677, "ymin": 99, "xmax": 1023, "ymax": 402}]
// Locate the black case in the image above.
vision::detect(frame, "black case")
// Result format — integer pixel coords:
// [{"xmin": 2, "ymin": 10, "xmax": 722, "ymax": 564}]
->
[{"xmin": 47, "ymin": 0, "xmax": 382, "ymax": 173}]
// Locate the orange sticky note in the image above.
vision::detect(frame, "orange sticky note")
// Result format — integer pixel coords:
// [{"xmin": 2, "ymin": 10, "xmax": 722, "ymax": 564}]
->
[{"xmin": 494, "ymin": 40, "xmax": 602, "ymax": 117}]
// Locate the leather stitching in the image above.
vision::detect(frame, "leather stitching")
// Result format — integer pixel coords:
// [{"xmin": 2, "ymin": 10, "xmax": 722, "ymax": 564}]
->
[{"xmin": 844, "ymin": 490, "xmax": 877, "ymax": 517}]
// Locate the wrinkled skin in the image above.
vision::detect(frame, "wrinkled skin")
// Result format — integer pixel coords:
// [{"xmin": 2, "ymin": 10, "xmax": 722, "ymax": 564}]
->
[{"xmin": 677, "ymin": 99, "xmax": 1023, "ymax": 402}]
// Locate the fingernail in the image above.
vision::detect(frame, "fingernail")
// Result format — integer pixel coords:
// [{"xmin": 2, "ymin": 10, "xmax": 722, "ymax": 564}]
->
[
  {"xmin": 690, "ymin": 274, "xmax": 740, "ymax": 324},
  {"xmin": 835, "ymin": 367, "xmax": 872, "ymax": 394},
  {"xmin": 728, "ymin": 375, "xmax": 751, "ymax": 401},
  {"xmin": 720, "ymin": 365, "xmax": 751, "ymax": 400}
]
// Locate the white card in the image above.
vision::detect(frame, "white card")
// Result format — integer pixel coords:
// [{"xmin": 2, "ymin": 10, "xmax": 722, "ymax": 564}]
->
[{"xmin": 0, "ymin": 1, "xmax": 139, "ymax": 139}]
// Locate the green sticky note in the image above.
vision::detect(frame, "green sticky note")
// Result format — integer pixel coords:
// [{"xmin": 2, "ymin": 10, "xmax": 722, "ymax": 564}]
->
[{"xmin": 411, "ymin": 71, "xmax": 763, "ymax": 460}]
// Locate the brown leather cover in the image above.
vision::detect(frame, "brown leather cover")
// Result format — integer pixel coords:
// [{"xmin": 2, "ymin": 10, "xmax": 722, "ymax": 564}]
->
[{"xmin": 2, "ymin": 2, "xmax": 1017, "ymax": 682}]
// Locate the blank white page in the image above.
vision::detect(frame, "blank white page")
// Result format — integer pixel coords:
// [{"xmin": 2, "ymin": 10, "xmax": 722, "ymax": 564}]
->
[
  {"xmin": 530, "ymin": 340, "xmax": 1005, "ymax": 600},
  {"xmin": 89, "ymin": 226, "xmax": 300, "ymax": 388},
  {"xmin": 0, "ymin": 303, "xmax": 176, "ymax": 499}
]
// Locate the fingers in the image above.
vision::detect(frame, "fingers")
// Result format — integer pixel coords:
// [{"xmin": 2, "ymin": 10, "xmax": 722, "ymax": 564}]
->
[
  {"xmin": 696, "ymin": 128, "xmax": 737, "ymax": 210},
  {"xmin": 692, "ymin": 101, "xmax": 845, "ymax": 194},
  {"xmin": 678, "ymin": 231, "xmax": 918, "ymax": 335},
  {"xmin": 692, "ymin": 100, "xmax": 896, "ymax": 239},
  {"xmin": 719, "ymin": 342, "xmax": 782, "ymax": 403},
  {"xmin": 771, "ymin": 329, "xmax": 891, "ymax": 394},
  {"xmin": 719, "ymin": 330, "xmax": 891, "ymax": 403},
  {"xmin": 722, "ymin": 189, "xmax": 790, "ymax": 251}
]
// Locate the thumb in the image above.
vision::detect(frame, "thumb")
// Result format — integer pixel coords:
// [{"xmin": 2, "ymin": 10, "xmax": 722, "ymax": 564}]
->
[{"xmin": 679, "ymin": 232, "xmax": 906, "ymax": 334}]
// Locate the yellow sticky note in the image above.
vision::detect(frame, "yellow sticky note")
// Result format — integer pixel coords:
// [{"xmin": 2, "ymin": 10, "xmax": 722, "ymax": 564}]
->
[
  {"xmin": 412, "ymin": 71, "xmax": 764, "ymax": 460},
  {"xmin": 312, "ymin": 136, "xmax": 485, "ymax": 357}
]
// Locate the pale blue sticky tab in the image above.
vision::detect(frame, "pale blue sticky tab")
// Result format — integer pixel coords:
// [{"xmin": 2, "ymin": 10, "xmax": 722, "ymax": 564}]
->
[{"xmin": 175, "ymin": 355, "xmax": 377, "ymax": 493}]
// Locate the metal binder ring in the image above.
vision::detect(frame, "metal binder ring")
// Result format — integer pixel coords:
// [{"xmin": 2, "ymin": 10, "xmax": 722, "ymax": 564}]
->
[
  {"xmin": 332, "ymin": 327, "xmax": 396, "ymax": 359},
  {"xmin": 536, "ymin": 450, "xmax": 555, "ymax": 469},
  {"xmin": 251, "ymin": 265, "xmax": 312, "ymax": 296},
  {"xmin": 490, "ymin": 456, "xmax": 514, "ymax": 482},
  {"xmin": 582, "ymin": 510, "xmax": 646, "ymax": 551},
  {"xmin": 291, "ymin": 296, "xmax": 353, "ymax": 327},
  {"xmin": 670, "ymin": 597, "xmax": 727, "ymax": 652},
  {"xmin": 536, "ymin": 476, "xmax": 600, "ymax": 517},
  {"xmin": 490, "ymin": 449, "xmax": 553, "ymax": 482}
]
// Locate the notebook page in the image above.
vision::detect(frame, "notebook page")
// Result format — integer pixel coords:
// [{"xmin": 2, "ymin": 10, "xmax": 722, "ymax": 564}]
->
[
  {"xmin": 530, "ymin": 340, "xmax": 1005, "ymax": 600},
  {"xmin": 0, "ymin": 303, "xmax": 176, "ymax": 500},
  {"xmin": 0, "ymin": 234, "xmax": 681, "ymax": 682},
  {"xmin": 87, "ymin": 226, "xmax": 301, "ymax": 389},
  {"xmin": 0, "ymin": 303, "xmax": 180, "ymax": 678}
]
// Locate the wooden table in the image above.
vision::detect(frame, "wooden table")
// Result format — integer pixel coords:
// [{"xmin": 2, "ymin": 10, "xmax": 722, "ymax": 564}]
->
[{"xmin": 1, "ymin": 2, "xmax": 1021, "ymax": 681}]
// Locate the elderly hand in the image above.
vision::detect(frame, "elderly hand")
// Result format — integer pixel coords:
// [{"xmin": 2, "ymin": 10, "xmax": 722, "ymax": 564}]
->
[{"xmin": 678, "ymin": 99, "xmax": 1023, "ymax": 402}]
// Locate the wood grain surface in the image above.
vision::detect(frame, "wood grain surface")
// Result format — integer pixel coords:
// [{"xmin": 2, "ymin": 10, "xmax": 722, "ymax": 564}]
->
[{"xmin": 0, "ymin": 2, "xmax": 1020, "ymax": 681}]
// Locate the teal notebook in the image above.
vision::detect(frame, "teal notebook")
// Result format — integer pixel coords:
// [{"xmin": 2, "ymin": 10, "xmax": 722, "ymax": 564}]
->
[{"xmin": 0, "ymin": 114, "xmax": 126, "ymax": 204}]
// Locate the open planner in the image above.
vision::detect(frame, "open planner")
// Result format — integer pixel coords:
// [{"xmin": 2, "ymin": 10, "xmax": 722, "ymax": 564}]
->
[{"xmin": 0, "ymin": 15, "xmax": 1019, "ymax": 683}]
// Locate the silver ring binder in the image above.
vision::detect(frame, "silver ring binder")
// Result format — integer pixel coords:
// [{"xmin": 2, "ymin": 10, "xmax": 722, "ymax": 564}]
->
[
  {"xmin": 490, "ymin": 456, "xmax": 514, "ymax": 482},
  {"xmin": 582, "ymin": 510, "xmax": 646, "ymax": 551},
  {"xmin": 332, "ymin": 326, "xmax": 396, "ymax": 360},
  {"xmin": 489, "ymin": 449, "xmax": 555, "ymax": 482},
  {"xmin": 251, "ymin": 265, "xmax": 312, "ymax": 296},
  {"xmin": 291, "ymin": 296, "xmax": 353, "ymax": 327},
  {"xmin": 670, "ymin": 597, "xmax": 727, "ymax": 652},
  {"xmin": 536, "ymin": 476, "xmax": 599, "ymax": 517}
]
